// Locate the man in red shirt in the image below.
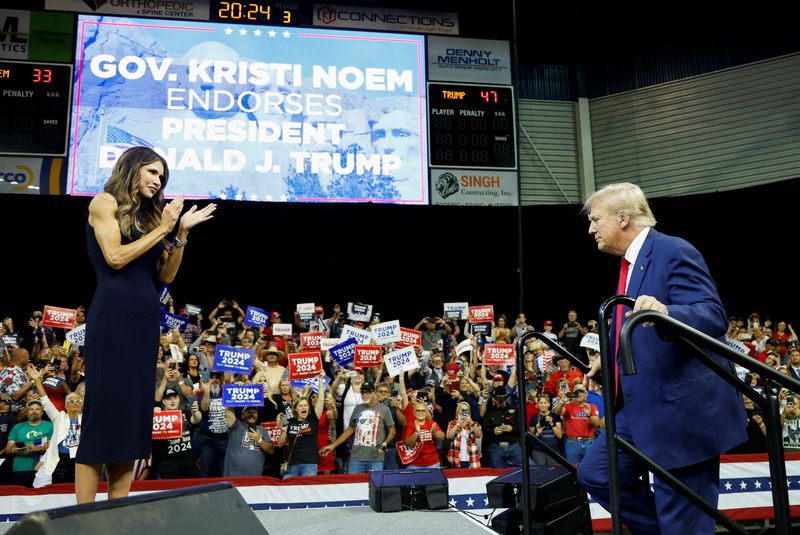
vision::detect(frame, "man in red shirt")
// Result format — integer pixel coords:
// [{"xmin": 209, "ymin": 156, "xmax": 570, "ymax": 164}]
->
[
  {"xmin": 554, "ymin": 383, "xmax": 599, "ymax": 465},
  {"xmin": 544, "ymin": 355, "xmax": 584, "ymax": 396},
  {"xmin": 756, "ymin": 338, "xmax": 782, "ymax": 363}
]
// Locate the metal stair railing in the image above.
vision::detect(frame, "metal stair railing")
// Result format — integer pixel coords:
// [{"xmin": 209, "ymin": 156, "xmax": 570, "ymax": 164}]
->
[
  {"xmin": 514, "ymin": 331, "xmax": 592, "ymax": 534},
  {"xmin": 597, "ymin": 297, "xmax": 800, "ymax": 535}
]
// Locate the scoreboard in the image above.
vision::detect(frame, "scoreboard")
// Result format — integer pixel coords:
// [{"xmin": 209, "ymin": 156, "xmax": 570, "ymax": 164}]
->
[
  {"xmin": 0, "ymin": 4, "xmax": 516, "ymax": 203},
  {"xmin": 0, "ymin": 61, "xmax": 72, "ymax": 157},
  {"xmin": 428, "ymin": 82, "xmax": 516, "ymax": 169}
]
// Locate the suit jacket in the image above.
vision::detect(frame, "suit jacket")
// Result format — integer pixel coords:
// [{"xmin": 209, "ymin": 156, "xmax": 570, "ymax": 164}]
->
[
  {"xmin": 614, "ymin": 228, "xmax": 747, "ymax": 470},
  {"xmin": 788, "ymin": 366, "xmax": 800, "ymax": 382}
]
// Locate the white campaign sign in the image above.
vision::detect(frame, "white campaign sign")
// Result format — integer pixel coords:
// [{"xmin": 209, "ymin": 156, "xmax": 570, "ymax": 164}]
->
[
  {"xmin": 341, "ymin": 324, "xmax": 372, "ymax": 345},
  {"xmin": 297, "ymin": 303, "xmax": 315, "ymax": 321},
  {"xmin": 347, "ymin": 302, "xmax": 373, "ymax": 322},
  {"xmin": 169, "ymin": 344, "xmax": 184, "ymax": 362},
  {"xmin": 580, "ymin": 333, "xmax": 600, "ymax": 352},
  {"xmin": 320, "ymin": 337, "xmax": 342, "ymax": 352},
  {"xmin": 272, "ymin": 323, "xmax": 292, "ymax": 336},
  {"xmin": 371, "ymin": 320, "xmax": 401, "ymax": 344},
  {"xmin": 65, "ymin": 324, "xmax": 86, "ymax": 347},
  {"xmin": 456, "ymin": 339, "xmax": 473, "ymax": 356},
  {"xmin": 443, "ymin": 302, "xmax": 469, "ymax": 320},
  {"xmin": 384, "ymin": 346, "xmax": 419, "ymax": 377}
]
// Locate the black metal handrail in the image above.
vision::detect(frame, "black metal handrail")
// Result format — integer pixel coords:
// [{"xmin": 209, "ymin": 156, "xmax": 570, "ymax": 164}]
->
[
  {"xmin": 609, "ymin": 308, "xmax": 800, "ymax": 535},
  {"xmin": 597, "ymin": 295, "xmax": 636, "ymax": 535},
  {"xmin": 514, "ymin": 330, "xmax": 588, "ymax": 535}
]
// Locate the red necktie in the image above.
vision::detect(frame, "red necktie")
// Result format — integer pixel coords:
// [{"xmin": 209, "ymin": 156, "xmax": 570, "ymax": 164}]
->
[{"xmin": 614, "ymin": 257, "xmax": 631, "ymax": 404}]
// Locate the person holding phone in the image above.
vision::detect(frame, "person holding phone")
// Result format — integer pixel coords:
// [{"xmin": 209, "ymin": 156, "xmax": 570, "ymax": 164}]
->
[
  {"xmin": 481, "ymin": 389, "xmax": 521, "ymax": 468},
  {"xmin": 222, "ymin": 404, "xmax": 274, "ymax": 477},
  {"xmin": 414, "ymin": 316, "xmax": 452, "ymax": 351},
  {"xmin": 77, "ymin": 146, "xmax": 216, "ymax": 503},
  {"xmin": 530, "ymin": 395, "xmax": 563, "ymax": 466},
  {"xmin": 446, "ymin": 401, "xmax": 482, "ymax": 468},
  {"xmin": 155, "ymin": 358, "xmax": 193, "ymax": 410},
  {"xmin": 277, "ymin": 372, "xmax": 326, "ymax": 478}
]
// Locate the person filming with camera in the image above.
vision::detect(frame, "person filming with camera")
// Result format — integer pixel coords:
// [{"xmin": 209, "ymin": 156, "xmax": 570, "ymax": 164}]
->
[
  {"xmin": 482, "ymin": 388, "xmax": 522, "ymax": 468},
  {"xmin": 554, "ymin": 383, "xmax": 599, "ymax": 465},
  {"xmin": 530, "ymin": 394, "xmax": 563, "ymax": 467}
]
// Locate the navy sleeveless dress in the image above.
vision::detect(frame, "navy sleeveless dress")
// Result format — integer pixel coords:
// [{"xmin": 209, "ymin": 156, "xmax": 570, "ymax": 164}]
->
[{"xmin": 76, "ymin": 222, "xmax": 163, "ymax": 465}]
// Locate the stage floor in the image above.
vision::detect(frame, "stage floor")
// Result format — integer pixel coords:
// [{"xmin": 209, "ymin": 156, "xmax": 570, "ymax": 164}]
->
[
  {"xmin": 254, "ymin": 506, "xmax": 495, "ymax": 534},
  {"xmin": 0, "ymin": 506, "xmax": 496, "ymax": 535}
]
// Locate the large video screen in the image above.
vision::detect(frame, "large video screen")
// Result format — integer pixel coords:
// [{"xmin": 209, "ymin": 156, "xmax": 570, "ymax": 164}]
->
[{"xmin": 69, "ymin": 15, "xmax": 428, "ymax": 204}]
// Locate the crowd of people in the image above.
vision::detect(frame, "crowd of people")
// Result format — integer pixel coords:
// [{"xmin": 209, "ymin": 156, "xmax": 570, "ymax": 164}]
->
[{"xmin": 1, "ymin": 304, "xmax": 797, "ymax": 487}]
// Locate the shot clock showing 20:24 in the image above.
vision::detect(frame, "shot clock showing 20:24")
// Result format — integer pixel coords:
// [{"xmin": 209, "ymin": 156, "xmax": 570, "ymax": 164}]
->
[{"xmin": 210, "ymin": 1, "xmax": 301, "ymax": 25}]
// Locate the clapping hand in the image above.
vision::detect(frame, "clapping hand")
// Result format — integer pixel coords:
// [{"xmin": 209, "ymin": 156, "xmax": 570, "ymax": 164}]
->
[
  {"xmin": 161, "ymin": 196, "xmax": 184, "ymax": 232},
  {"xmin": 178, "ymin": 203, "xmax": 217, "ymax": 233}
]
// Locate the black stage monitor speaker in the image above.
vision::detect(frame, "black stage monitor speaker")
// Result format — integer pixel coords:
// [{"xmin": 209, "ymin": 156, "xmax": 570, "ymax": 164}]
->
[
  {"xmin": 368, "ymin": 468, "xmax": 449, "ymax": 512},
  {"xmin": 486, "ymin": 465, "xmax": 586, "ymax": 514},
  {"xmin": 490, "ymin": 504, "xmax": 593, "ymax": 535},
  {"xmin": 7, "ymin": 482, "xmax": 268, "ymax": 534}
]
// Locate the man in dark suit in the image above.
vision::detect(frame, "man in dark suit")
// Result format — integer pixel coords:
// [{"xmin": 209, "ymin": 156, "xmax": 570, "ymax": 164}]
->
[
  {"xmin": 577, "ymin": 183, "xmax": 746, "ymax": 534},
  {"xmin": 787, "ymin": 348, "xmax": 800, "ymax": 381}
]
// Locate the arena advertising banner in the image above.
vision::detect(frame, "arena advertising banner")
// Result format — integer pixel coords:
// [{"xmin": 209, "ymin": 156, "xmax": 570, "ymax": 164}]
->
[
  {"xmin": 0, "ymin": 157, "xmax": 67, "ymax": 194},
  {"xmin": 427, "ymin": 36, "xmax": 511, "ymax": 85},
  {"xmin": 312, "ymin": 4, "xmax": 458, "ymax": 35},
  {"xmin": 430, "ymin": 169, "xmax": 518, "ymax": 206},
  {"xmin": 0, "ymin": 9, "xmax": 74, "ymax": 62},
  {"xmin": 69, "ymin": 15, "xmax": 428, "ymax": 205},
  {"xmin": 44, "ymin": 0, "xmax": 210, "ymax": 20}
]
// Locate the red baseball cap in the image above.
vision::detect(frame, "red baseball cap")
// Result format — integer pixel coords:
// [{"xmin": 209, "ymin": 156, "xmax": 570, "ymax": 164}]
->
[
  {"xmin": 543, "ymin": 320, "xmax": 553, "ymax": 326},
  {"xmin": 493, "ymin": 373, "xmax": 505, "ymax": 382},
  {"xmin": 270, "ymin": 311, "xmax": 281, "ymax": 319}
]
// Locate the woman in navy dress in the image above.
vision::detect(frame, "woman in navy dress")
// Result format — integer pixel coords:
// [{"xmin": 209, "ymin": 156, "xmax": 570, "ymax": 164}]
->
[{"xmin": 76, "ymin": 146, "xmax": 216, "ymax": 503}]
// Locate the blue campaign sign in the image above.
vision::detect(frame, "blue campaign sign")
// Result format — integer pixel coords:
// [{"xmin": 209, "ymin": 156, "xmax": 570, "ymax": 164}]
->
[
  {"xmin": 160, "ymin": 309, "xmax": 188, "ymax": 332},
  {"xmin": 329, "ymin": 338, "xmax": 357, "ymax": 366},
  {"xmin": 159, "ymin": 284, "xmax": 171, "ymax": 306},
  {"xmin": 244, "ymin": 306, "xmax": 269, "ymax": 328},
  {"xmin": 222, "ymin": 384, "xmax": 264, "ymax": 407},
  {"xmin": 290, "ymin": 374, "xmax": 330, "ymax": 393},
  {"xmin": 213, "ymin": 345, "xmax": 255, "ymax": 374}
]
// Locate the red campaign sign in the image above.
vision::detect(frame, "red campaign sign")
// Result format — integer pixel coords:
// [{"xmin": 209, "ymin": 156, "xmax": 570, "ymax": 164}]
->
[
  {"xmin": 446, "ymin": 362, "xmax": 460, "ymax": 379},
  {"xmin": 261, "ymin": 421, "xmax": 282, "ymax": 444},
  {"xmin": 483, "ymin": 344, "xmax": 516, "ymax": 366},
  {"xmin": 42, "ymin": 305, "xmax": 77, "ymax": 329},
  {"xmin": 396, "ymin": 442, "xmax": 422, "ymax": 464},
  {"xmin": 288, "ymin": 351, "xmax": 322, "ymax": 380},
  {"xmin": 354, "ymin": 345, "xmax": 382, "ymax": 368},
  {"xmin": 301, "ymin": 332, "xmax": 322, "ymax": 350},
  {"xmin": 395, "ymin": 327, "xmax": 422, "ymax": 348},
  {"xmin": 468, "ymin": 305, "xmax": 494, "ymax": 323},
  {"xmin": 152, "ymin": 410, "xmax": 183, "ymax": 440}
]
